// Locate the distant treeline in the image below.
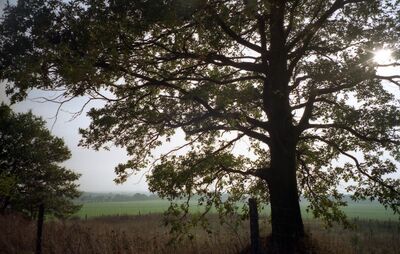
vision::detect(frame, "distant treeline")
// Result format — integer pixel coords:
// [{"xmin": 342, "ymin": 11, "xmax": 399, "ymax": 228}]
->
[{"xmin": 76, "ymin": 192, "xmax": 160, "ymax": 203}]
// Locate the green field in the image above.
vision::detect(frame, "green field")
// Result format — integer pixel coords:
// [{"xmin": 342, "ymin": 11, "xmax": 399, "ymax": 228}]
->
[
  {"xmin": 75, "ymin": 200, "xmax": 399, "ymax": 220},
  {"xmin": 337, "ymin": 203, "xmax": 398, "ymax": 220},
  {"xmin": 75, "ymin": 200, "xmax": 173, "ymax": 217}
]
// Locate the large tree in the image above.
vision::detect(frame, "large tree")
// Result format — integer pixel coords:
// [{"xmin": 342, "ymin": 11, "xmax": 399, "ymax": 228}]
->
[
  {"xmin": 0, "ymin": 104, "xmax": 81, "ymax": 218},
  {"xmin": 1, "ymin": 0, "xmax": 400, "ymax": 252}
]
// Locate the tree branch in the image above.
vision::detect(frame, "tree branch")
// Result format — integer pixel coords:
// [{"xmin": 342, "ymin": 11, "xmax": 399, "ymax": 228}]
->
[
  {"xmin": 287, "ymin": 0, "xmax": 367, "ymax": 71},
  {"xmin": 304, "ymin": 123, "xmax": 400, "ymax": 145},
  {"xmin": 375, "ymin": 75, "xmax": 400, "ymax": 87},
  {"xmin": 301, "ymin": 135, "xmax": 400, "ymax": 196},
  {"xmin": 296, "ymin": 92, "xmax": 316, "ymax": 135},
  {"xmin": 212, "ymin": 10, "xmax": 264, "ymax": 54}
]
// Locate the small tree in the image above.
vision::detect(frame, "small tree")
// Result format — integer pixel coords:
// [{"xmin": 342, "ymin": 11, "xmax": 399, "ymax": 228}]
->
[
  {"xmin": 1, "ymin": 1, "xmax": 400, "ymax": 252},
  {"xmin": 0, "ymin": 104, "xmax": 81, "ymax": 218}
]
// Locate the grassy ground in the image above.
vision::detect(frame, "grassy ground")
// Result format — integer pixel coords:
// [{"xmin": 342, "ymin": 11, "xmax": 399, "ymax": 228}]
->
[
  {"xmin": 3, "ymin": 200, "xmax": 395, "ymax": 253},
  {"xmin": 75, "ymin": 200, "xmax": 398, "ymax": 221},
  {"xmin": 75, "ymin": 200, "xmax": 173, "ymax": 217},
  {"xmin": 338, "ymin": 203, "xmax": 398, "ymax": 220},
  {"xmin": 1, "ymin": 213, "xmax": 399, "ymax": 254}
]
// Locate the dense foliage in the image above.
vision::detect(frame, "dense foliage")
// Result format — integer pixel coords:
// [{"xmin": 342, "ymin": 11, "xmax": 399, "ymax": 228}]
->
[
  {"xmin": 0, "ymin": 104, "xmax": 81, "ymax": 218},
  {"xmin": 1, "ymin": 0, "xmax": 400, "ymax": 250}
]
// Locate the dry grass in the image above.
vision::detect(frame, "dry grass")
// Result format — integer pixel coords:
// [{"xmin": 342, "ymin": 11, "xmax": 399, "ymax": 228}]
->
[
  {"xmin": 303, "ymin": 219, "xmax": 400, "ymax": 254},
  {"xmin": 0, "ymin": 213, "xmax": 399, "ymax": 254}
]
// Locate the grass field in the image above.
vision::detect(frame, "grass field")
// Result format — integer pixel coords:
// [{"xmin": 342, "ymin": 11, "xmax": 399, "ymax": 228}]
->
[
  {"xmin": 2, "ymin": 213, "xmax": 399, "ymax": 254},
  {"xmin": 75, "ymin": 200, "xmax": 173, "ymax": 217},
  {"xmin": 75, "ymin": 199, "xmax": 399, "ymax": 220},
  {"xmin": 3, "ymin": 198, "xmax": 400, "ymax": 253}
]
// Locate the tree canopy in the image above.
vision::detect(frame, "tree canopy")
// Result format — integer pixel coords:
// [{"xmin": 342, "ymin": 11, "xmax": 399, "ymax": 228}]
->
[
  {"xmin": 1, "ymin": 0, "xmax": 400, "ymax": 250},
  {"xmin": 0, "ymin": 104, "xmax": 81, "ymax": 218}
]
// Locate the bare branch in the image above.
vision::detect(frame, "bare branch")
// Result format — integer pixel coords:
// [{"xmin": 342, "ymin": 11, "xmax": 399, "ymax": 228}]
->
[{"xmin": 375, "ymin": 75, "xmax": 400, "ymax": 87}]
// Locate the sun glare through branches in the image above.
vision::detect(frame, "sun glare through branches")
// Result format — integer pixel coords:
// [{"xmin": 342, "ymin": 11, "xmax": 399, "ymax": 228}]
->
[{"xmin": 373, "ymin": 49, "xmax": 393, "ymax": 65}]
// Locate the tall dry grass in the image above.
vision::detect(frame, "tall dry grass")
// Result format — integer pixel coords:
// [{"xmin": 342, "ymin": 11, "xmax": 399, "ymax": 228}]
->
[
  {"xmin": 0, "ymin": 213, "xmax": 399, "ymax": 254},
  {"xmin": 303, "ymin": 219, "xmax": 400, "ymax": 254}
]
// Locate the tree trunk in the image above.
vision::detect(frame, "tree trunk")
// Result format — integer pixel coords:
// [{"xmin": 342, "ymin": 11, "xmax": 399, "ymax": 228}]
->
[
  {"xmin": 0, "ymin": 196, "xmax": 10, "ymax": 213},
  {"xmin": 263, "ymin": 1, "xmax": 305, "ymax": 252},
  {"xmin": 35, "ymin": 203, "xmax": 45, "ymax": 254},
  {"xmin": 261, "ymin": 1, "xmax": 305, "ymax": 252},
  {"xmin": 249, "ymin": 198, "xmax": 261, "ymax": 254},
  {"xmin": 266, "ymin": 145, "xmax": 305, "ymax": 254}
]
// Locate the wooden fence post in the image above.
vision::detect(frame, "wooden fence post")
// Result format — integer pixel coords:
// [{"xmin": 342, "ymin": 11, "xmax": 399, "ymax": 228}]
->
[
  {"xmin": 35, "ymin": 203, "xmax": 45, "ymax": 254},
  {"xmin": 249, "ymin": 198, "xmax": 260, "ymax": 254}
]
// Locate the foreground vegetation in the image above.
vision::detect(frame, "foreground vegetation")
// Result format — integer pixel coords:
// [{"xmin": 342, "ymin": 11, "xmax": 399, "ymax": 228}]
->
[{"xmin": 1, "ymin": 213, "xmax": 399, "ymax": 254}]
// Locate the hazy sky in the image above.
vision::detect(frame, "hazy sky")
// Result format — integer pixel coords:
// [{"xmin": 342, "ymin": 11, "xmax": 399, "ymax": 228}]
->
[{"xmin": 0, "ymin": 87, "xmax": 152, "ymax": 193}]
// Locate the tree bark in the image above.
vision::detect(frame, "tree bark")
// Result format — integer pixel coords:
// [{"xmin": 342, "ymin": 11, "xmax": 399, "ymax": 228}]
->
[
  {"xmin": 266, "ymin": 145, "xmax": 305, "ymax": 254},
  {"xmin": 262, "ymin": 2, "xmax": 305, "ymax": 252},
  {"xmin": 264, "ymin": 86, "xmax": 305, "ymax": 252}
]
